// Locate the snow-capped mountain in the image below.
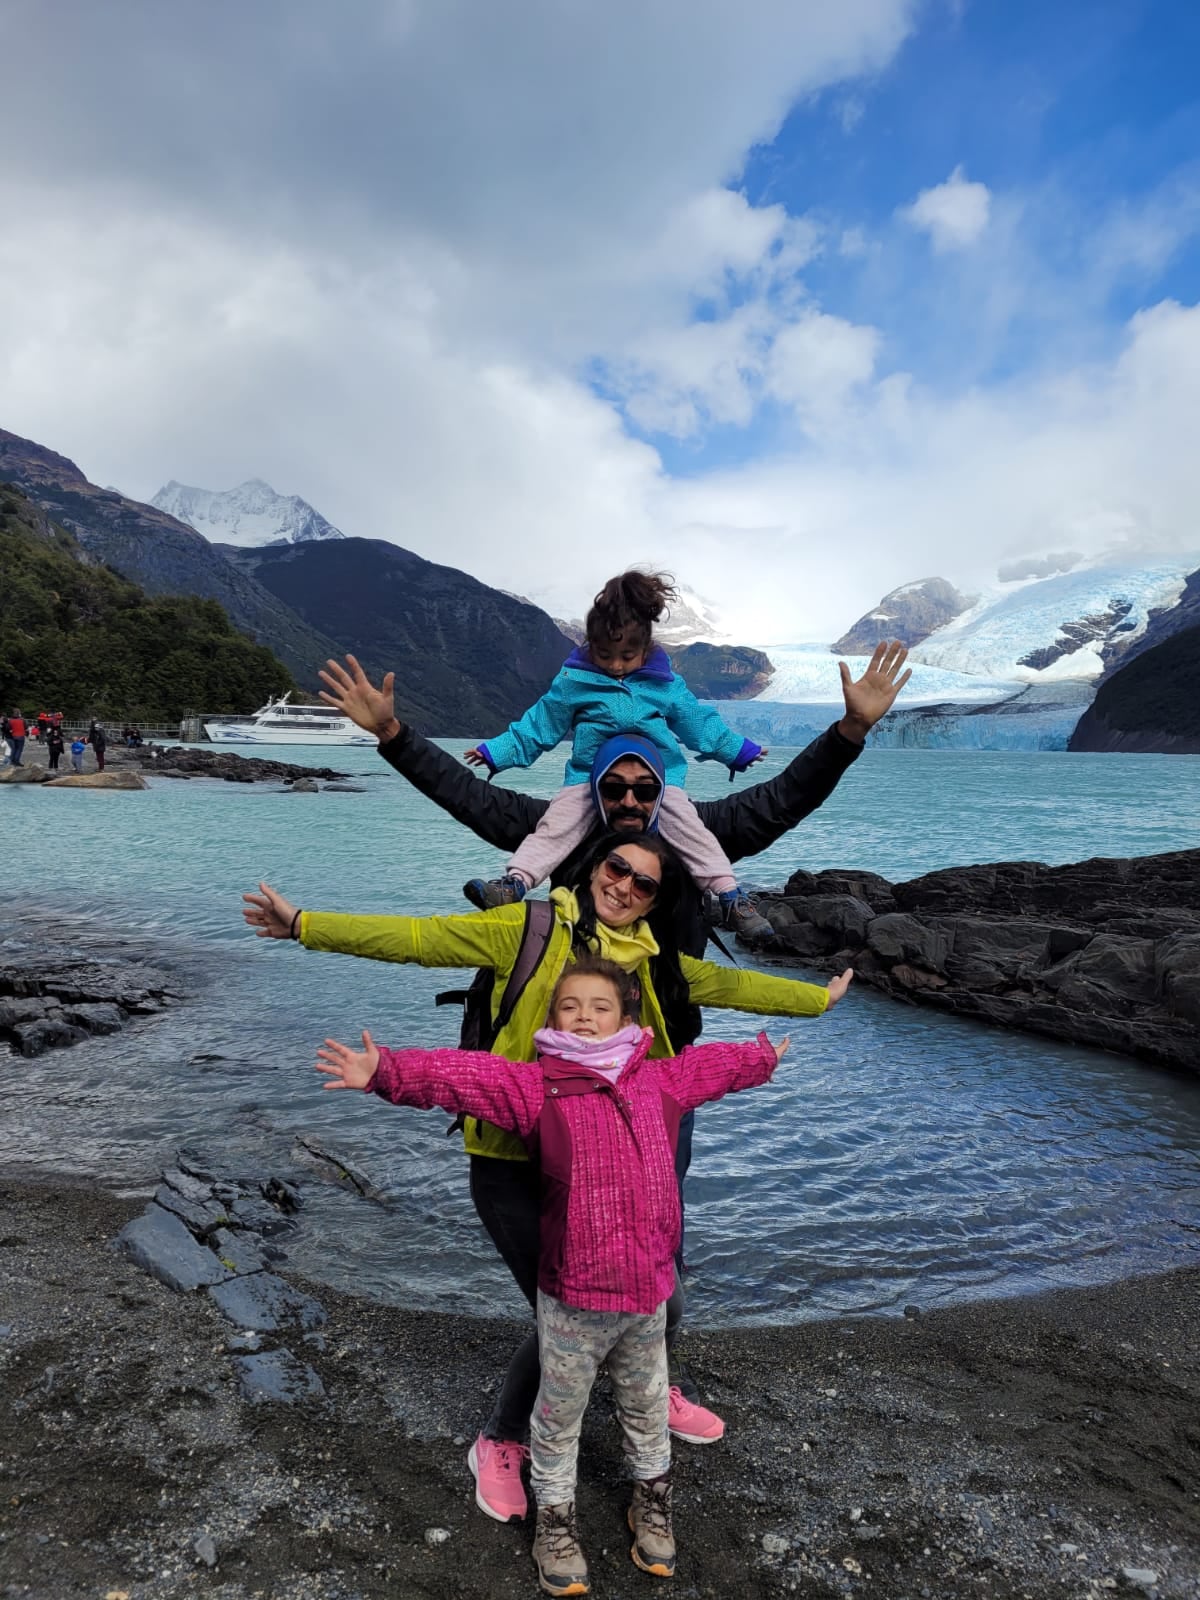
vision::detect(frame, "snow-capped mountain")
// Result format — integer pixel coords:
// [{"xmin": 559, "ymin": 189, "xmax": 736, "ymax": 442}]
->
[
  {"xmin": 908, "ymin": 560, "xmax": 1194, "ymax": 682},
  {"xmin": 833, "ymin": 577, "xmax": 977, "ymax": 653},
  {"xmin": 151, "ymin": 479, "xmax": 346, "ymax": 548}
]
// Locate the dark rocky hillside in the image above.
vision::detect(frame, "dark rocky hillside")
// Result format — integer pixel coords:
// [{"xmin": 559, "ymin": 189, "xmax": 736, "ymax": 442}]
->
[
  {"xmin": 0, "ymin": 429, "xmax": 341, "ymax": 689},
  {"xmin": 1068, "ymin": 623, "xmax": 1200, "ymax": 754},
  {"xmin": 671, "ymin": 642, "xmax": 774, "ymax": 700},
  {"xmin": 220, "ymin": 537, "xmax": 574, "ymax": 735}
]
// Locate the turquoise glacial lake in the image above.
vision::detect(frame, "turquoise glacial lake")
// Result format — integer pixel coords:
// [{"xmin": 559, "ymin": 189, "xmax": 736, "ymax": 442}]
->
[{"xmin": 2, "ymin": 741, "xmax": 1198, "ymax": 1325}]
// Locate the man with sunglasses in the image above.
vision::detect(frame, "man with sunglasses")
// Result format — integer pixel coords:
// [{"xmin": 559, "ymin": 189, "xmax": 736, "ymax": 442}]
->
[{"xmin": 320, "ymin": 642, "xmax": 910, "ymax": 967}]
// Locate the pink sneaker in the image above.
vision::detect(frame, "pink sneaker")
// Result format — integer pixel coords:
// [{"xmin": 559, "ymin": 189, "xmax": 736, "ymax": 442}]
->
[
  {"xmin": 468, "ymin": 1434, "xmax": 530, "ymax": 1522},
  {"xmin": 667, "ymin": 1385, "xmax": 725, "ymax": 1444}
]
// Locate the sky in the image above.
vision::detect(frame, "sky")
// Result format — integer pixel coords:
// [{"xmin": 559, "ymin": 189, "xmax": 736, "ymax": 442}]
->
[{"xmin": 2, "ymin": 0, "xmax": 1199, "ymax": 642}]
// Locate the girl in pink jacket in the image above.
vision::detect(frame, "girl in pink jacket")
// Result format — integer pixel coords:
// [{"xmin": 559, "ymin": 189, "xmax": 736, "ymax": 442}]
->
[{"xmin": 315, "ymin": 954, "xmax": 824, "ymax": 1598}]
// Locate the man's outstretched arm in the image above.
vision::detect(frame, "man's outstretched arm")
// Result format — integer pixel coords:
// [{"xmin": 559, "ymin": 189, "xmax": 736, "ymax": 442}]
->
[
  {"xmin": 696, "ymin": 642, "xmax": 911, "ymax": 863},
  {"xmin": 318, "ymin": 656, "xmax": 547, "ymax": 853}
]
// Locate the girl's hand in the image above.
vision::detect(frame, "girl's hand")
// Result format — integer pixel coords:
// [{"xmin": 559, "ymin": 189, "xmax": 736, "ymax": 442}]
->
[
  {"xmin": 773, "ymin": 1035, "xmax": 790, "ymax": 1064},
  {"xmin": 747, "ymin": 747, "xmax": 770, "ymax": 764},
  {"xmin": 825, "ymin": 968, "xmax": 854, "ymax": 1009},
  {"xmin": 463, "ymin": 747, "xmax": 488, "ymax": 767},
  {"xmin": 316, "ymin": 1030, "xmax": 380, "ymax": 1090},
  {"xmin": 242, "ymin": 882, "xmax": 300, "ymax": 939}
]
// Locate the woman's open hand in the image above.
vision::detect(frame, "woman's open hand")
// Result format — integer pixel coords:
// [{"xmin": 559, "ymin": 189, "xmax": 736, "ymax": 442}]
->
[
  {"xmin": 463, "ymin": 747, "xmax": 488, "ymax": 767},
  {"xmin": 242, "ymin": 882, "xmax": 300, "ymax": 939},
  {"xmin": 825, "ymin": 968, "xmax": 853, "ymax": 1008},
  {"xmin": 315, "ymin": 1030, "xmax": 380, "ymax": 1091}
]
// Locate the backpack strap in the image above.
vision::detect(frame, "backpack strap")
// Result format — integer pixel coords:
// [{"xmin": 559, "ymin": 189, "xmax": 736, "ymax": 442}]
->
[{"xmin": 495, "ymin": 898, "xmax": 557, "ymax": 1033}]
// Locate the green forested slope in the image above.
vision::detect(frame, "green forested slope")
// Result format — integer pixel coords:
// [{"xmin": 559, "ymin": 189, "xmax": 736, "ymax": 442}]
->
[{"xmin": 0, "ymin": 485, "xmax": 292, "ymax": 719}]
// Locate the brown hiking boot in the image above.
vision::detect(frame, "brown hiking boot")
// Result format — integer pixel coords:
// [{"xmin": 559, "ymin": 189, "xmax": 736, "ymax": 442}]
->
[
  {"xmin": 628, "ymin": 1475, "xmax": 676, "ymax": 1578},
  {"xmin": 532, "ymin": 1501, "xmax": 590, "ymax": 1596}
]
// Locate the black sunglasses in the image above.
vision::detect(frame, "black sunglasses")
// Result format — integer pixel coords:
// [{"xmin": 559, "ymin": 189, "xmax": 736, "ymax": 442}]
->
[
  {"xmin": 601, "ymin": 852, "xmax": 661, "ymax": 901},
  {"xmin": 597, "ymin": 777, "xmax": 661, "ymax": 804}
]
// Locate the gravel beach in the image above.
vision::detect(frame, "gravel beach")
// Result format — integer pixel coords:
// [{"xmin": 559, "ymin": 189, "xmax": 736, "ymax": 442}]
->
[{"xmin": 1, "ymin": 1178, "xmax": 1196, "ymax": 1600}]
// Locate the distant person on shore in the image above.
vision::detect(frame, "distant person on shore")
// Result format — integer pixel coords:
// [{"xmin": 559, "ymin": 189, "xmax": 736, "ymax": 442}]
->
[
  {"xmin": 4, "ymin": 709, "xmax": 26, "ymax": 767},
  {"xmin": 45, "ymin": 723, "xmax": 64, "ymax": 772},
  {"xmin": 311, "ymin": 955, "xmax": 810, "ymax": 1594},
  {"xmin": 460, "ymin": 571, "xmax": 777, "ymax": 942},
  {"xmin": 69, "ymin": 736, "xmax": 86, "ymax": 774},
  {"xmin": 87, "ymin": 721, "xmax": 107, "ymax": 771}
]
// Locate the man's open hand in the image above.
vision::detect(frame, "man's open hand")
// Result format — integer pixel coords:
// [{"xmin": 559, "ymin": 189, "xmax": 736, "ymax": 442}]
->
[
  {"xmin": 837, "ymin": 642, "xmax": 912, "ymax": 744},
  {"xmin": 318, "ymin": 655, "xmax": 401, "ymax": 741}
]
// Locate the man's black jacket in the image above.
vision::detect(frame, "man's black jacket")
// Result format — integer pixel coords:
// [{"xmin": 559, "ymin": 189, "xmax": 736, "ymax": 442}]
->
[{"xmin": 377, "ymin": 721, "xmax": 862, "ymax": 1046}]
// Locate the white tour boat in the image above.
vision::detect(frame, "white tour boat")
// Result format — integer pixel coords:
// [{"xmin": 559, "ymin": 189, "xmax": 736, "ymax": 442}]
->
[{"xmin": 203, "ymin": 694, "xmax": 376, "ymax": 746}]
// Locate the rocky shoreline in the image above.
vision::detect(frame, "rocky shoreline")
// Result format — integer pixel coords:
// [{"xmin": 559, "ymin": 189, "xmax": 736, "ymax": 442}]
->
[
  {"xmin": 749, "ymin": 848, "xmax": 1200, "ymax": 1075},
  {"xmin": 0, "ymin": 740, "xmax": 357, "ymax": 790}
]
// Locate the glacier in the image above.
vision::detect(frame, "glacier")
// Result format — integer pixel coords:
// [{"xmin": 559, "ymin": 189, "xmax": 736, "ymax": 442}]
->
[
  {"xmin": 151, "ymin": 478, "xmax": 346, "ymax": 547},
  {"xmin": 909, "ymin": 559, "xmax": 1195, "ymax": 681},
  {"xmin": 746, "ymin": 644, "xmax": 1016, "ymax": 705},
  {"xmin": 704, "ymin": 682, "xmax": 1093, "ymax": 752}
]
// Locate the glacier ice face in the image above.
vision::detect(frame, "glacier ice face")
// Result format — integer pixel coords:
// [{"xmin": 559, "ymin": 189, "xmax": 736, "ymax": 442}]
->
[
  {"xmin": 750, "ymin": 644, "xmax": 1015, "ymax": 705},
  {"xmin": 151, "ymin": 479, "xmax": 346, "ymax": 548},
  {"xmin": 708, "ymin": 682, "xmax": 1093, "ymax": 752},
  {"xmin": 909, "ymin": 560, "xmax": 1195, "ymax": 681}
]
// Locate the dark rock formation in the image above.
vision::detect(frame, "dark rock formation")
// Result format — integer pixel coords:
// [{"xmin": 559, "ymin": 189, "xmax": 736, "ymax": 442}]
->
[
  {"xmin": 0, "ymin": 950, "xmax": 182, "ymax": 1058},
  {"xmin": 128, "ymin": 744, "xmax": 348, "ymax": 782},
  {"xmin": 1018, "ymin": 597, "xmax": 1135, "ymax": 671},
  {"xmin": 833, "ymin": 577, "xmax": 975, "ymax": 654},
  {"xmin": 116, "ymin": 1155, "xmax": 324, "ymax": 1405},
  {"xmin": 1069, "ymin": 623, "xmax": 1200, "ymax": 754},
  {"xmin": 219, "ymin": 536, "xmax": 575, "ymax": 735},
  {"xmin": 671, "ymin": 642, "xmax": 774, "ymax": 700},
  {"xmin": 0, "ymin": 429, "xmax": 342, "ymax": 688},
  {"xmin": 750, "ymin": 849, "xmax": 1200, "ymax": 1073}
]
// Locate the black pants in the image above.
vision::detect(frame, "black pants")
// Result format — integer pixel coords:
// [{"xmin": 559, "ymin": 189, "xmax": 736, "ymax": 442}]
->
[{"xmin": 470, "ymin": 1107, "xmax": 694, "ymax": 1442}]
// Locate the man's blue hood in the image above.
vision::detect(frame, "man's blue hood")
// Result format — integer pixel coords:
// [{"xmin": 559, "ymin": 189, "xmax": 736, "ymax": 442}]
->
[{"xmin": 589, "ymin": 734, "xmax": 665, "ymax": 832}]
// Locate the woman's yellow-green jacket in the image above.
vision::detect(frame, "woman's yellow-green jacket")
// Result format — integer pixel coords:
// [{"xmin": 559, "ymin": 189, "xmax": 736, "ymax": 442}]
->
[{"xmin": 299, "ymin": 890, "xmax": 828, "ymax": 1161}]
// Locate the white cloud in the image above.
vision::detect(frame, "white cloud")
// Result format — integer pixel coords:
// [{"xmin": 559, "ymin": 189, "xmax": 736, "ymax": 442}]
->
[
  {"xmin": 899, "ymin": 164, "xmax": 992, "ymax": 252},
  {"xmin": 1, "ymin": 3, "xmax": 1198, "ymax": 660}
]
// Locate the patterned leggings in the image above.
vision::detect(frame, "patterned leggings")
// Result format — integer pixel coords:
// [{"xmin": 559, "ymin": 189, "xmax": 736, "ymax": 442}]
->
[{"xmin": 531, "ymin": 1290, "xmax": 670, "ymax": 1507}]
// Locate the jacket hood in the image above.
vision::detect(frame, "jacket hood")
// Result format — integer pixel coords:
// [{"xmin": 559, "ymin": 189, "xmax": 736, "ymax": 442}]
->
[
  {"xmin": 565, "ymin": 643, "xmax": 674, "ymax": 683},
  {"xmin": 589, "ymin": 734, "xmax": 666, "ymax": 832}
]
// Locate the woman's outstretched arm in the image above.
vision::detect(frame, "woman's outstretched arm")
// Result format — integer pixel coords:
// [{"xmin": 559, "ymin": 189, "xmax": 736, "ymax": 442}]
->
[{"xmin": 680, "ymin": 954, "xmax": 852, "ymax": 1017}]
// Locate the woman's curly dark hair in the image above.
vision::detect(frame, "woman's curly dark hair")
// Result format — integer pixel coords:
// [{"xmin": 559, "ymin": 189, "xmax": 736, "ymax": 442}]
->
[{"xmin": 564, "ymin": 831, "xmax": 691, "ymax": 1039}]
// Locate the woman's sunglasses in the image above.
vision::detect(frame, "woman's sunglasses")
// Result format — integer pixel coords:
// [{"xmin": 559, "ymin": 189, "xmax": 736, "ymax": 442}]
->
[
  {"xmin": 601, "ymin": 852, "xmax": 661, "ymax": 901},
  {"xmin": 597, "ymin": 777, "xmax": 662, "ymax": 804}
]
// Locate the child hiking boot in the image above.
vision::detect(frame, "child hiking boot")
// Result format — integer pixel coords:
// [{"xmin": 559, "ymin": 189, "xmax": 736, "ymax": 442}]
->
[
  {"xmin": 717, "ymin": 887, "xmax": 775, "ymax": 943},
  {"xmin": 628, "ymin": 1475, "xmax": 676, "ymax": 1578},
  {"xmin": 532, "ymin": 1502, "xmax": 590, "ymax": 1596},
  {"xmin": 463, "ymin": 874, "xmax": 527, "ymax": 911}
]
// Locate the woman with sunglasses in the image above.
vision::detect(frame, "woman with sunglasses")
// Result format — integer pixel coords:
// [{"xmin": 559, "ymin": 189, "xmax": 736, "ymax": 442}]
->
[
  {"xmin": 459, "ymin": 569, "xmax": 777, "ymax": 942},
  {"xmin": 243, "ymin": 831, "xmax": 851, "ymax": 1533}
]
